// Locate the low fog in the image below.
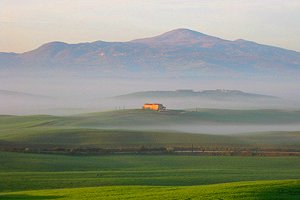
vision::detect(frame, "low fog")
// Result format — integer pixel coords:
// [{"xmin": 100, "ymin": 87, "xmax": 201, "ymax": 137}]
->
[
  {"xmin": 1, "ymin": 72, "xmax": 300, "ymax": 135},
  {"xmin": 88, "ymin": 124, "xmax": 300, "ymax": 135},
  {"xmin": 1, "ymin": 74, "xmax": 300, "ymax": 115}
]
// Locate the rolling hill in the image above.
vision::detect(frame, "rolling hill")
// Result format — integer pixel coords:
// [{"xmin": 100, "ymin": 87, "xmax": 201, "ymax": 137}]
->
[
  {"xmin": 0, "ymin": 109, "xmax": 300, "ymax": 149},
  {"xmin": 2, "ymin": 109, "xmax": 300, "ymax": 128}
]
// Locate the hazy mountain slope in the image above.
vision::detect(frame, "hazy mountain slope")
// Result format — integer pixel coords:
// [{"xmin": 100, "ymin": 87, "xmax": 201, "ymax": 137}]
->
[
  {"xmin": 115, "ymin": 89, "xmax": 277, "ymax": 100},
  {"xmin": 113, "ymin": 90, "xmax": 282, "ymax": 110}
]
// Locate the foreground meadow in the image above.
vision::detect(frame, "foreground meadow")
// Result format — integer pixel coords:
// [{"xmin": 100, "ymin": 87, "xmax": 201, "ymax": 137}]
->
[
  {"xmin": 0, "ymin": 152, "xmax": 299, "ymax": 199},
  {"xmin": 1, "ymin": 180, "xmax": 299, "ymax": 200}
]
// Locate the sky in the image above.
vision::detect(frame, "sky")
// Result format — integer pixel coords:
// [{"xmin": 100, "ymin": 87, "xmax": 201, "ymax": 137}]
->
[{"xmin": 1, "ymin": 0, "xmax": 300, "ymax": 53}]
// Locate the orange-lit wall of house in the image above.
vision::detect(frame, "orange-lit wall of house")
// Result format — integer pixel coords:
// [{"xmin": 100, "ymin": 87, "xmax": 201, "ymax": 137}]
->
[{"xmin": 143, "ymin": 104, "xmax": 159, "ymax": 111}]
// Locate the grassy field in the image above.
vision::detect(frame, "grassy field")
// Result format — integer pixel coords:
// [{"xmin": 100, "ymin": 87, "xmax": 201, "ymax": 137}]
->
[
  {"xmin": 1, "ymin": 109, "xmax": 299, "ymax": 199},
  {"xmin": 0, "ymin": 152, "xmax": 299, "ymax": 193},
  {"xmin": 0, "ymin": 180, "xmax": 299, "ymax": 200},
  {"xmin": 0, "ymin": 152, "xmax": 299, "ymax": 199}
]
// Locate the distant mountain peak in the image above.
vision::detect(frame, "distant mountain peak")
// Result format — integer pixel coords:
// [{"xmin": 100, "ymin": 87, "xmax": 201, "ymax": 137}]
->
[
  {"xmin": 38, "ymin": 41, "xmax": 68, "ymax": 49},
  {"xmin": 158, "ymin": 28, "xmax": 207, "ymax": 37},
  {"xmin": 130, "ymin": 28, "xmax": 223, "ymax": 45},
  {"xmin": 24, "ymin": 41, "xmax": 69, "ymax": 55}
]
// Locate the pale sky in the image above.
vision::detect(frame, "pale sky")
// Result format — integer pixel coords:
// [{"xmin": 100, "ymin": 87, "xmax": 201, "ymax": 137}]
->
[{"xmin": 1, "ymin": 0, "xmax": 300, "ymax": 53}]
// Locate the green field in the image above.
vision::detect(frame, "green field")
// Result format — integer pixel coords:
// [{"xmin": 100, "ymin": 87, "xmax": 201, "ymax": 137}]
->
[
  {"xmin": 1, "ymin": 180, "xmax": 299, "ymax": 200},
  {"xmin": 0, "ymin": 152, "xmax": 300, "ymax": 196},
  {"xmin": 1, "ymin": 152, "xmax": 300, "ymax": 199},
  {"xmin": 1, "ymin": 109, "xmax": 300, "ymax": 199}
]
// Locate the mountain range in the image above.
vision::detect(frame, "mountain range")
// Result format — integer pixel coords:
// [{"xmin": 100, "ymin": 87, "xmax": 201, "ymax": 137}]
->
[{"xmin": 1, "ymin": 28, "xmax": 300, "ymax": 78}]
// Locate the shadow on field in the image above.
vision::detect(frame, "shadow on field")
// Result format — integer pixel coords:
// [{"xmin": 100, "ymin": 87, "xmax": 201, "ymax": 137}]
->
[
  {"xmin": 0, "ymin": 194, "xmax": 62, "ymax": 200},
  {"xmin": 252, "ymin": 184, "xmax": 300, "ymax": 200}
]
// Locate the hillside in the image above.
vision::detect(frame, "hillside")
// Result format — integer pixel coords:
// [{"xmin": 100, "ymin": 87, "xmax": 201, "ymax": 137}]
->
[
  {"xmin": 2, "ymin": 109, "xmax": 300, "ymax": 128},
  {"xmin": 0, "ymin": 109, "xmax": 300, "ymax": 149}
]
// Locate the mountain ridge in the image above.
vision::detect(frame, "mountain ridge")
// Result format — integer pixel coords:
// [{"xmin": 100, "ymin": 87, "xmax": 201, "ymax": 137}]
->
[
  {"xmin": 3, "ymin": 28, "xmax": 299, "ymax": 54},
  {"xmin": 1, "ymin": 28, "xmax": 300, "ymax": 78}
]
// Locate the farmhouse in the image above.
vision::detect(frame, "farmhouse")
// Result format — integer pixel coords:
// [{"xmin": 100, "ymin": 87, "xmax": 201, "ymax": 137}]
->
[{"xmin": 143, "ymin": 103, "xmax": 166, "ymax": 111}]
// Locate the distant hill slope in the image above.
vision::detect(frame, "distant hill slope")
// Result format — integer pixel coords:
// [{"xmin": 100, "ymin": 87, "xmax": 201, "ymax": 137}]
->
[
  {"xmin": 115, "ymin": 89, "xmax": 277, "ymax": 100},
  {"xmin": 1, "ymin": 28, "xmax": 300, "ymax": 78},
  {"xmin": 1, "ymin": 109, "xmax": 300, "ymax": 128}
]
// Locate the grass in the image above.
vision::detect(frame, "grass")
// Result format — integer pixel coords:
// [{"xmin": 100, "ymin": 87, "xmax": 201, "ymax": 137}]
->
[
  {"xmin": 0, "ymin": 127, "xmax": 248, "ymax": 148},
  {"xmin": 1, "ymin": 128, "xmax": 299, "ymax": 149},
  {"xmin": 0, "ymin": 180, "xmax": 299, "ymax": 200},
  {"xmin": 0, "ymin": 152, "xmax": 299, "ymax": 192}
]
